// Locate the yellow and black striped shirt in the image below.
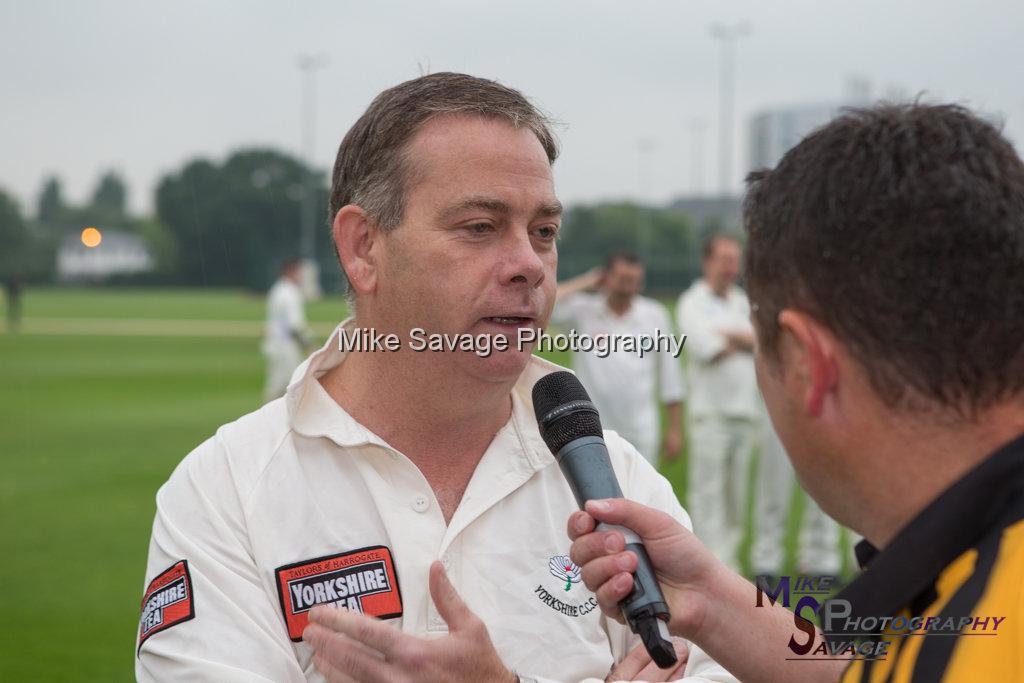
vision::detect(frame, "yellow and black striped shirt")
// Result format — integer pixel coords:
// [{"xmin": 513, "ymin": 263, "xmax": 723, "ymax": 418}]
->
[{"xmin": 829, "ymin": 432, "xmax": 1024, "ymax": 683}]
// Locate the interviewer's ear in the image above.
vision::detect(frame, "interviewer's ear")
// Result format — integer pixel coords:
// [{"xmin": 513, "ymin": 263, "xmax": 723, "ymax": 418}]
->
[
  {"xmin": 776, "ymin": 309, "xmax": 839, "ymax": 417},
  {"xmin": 333, "ymin": 205, "xmax": 379, "ymax": 297}
]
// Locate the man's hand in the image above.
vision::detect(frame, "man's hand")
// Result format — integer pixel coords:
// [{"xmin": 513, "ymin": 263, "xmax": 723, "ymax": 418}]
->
[
  {"xmin": 557, "ymin": 267, "xmax": 606, "ymax": 301},
  {"xmin": 606, "ymin": 639, "xmax": 690, "ymax": 682},
  {"xmin": 660, "ymin": 426, "xmax": 683, "ymax": 463},
  {"xmin": 575, "ymin": 266, "xmax": 606, "ymax": 292},
  {"xmin": 303, "ymin": 562, "xmax": 516, "ymax": 683},
  {"xmin": 568, "ymin": 503, "xmax": 847, "ymax": 683},
  {"xmin": 660, "ymin": 403, "xmax": 684, "ymax": 463},
  {"xmin": 721, "ymin": 329, "xmax": 754, "ymax": 353},
  {"xmin": 567, "ymin": 499, "xmax": 726, "ymax": 640}
]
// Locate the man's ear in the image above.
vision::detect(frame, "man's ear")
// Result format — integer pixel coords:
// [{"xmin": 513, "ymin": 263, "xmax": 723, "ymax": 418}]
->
[
  {"xmin": 332, "ymin": 205, "xmax": 379, "ymax": 297},
  {"xmin": 776, "ymin": 309, "xmax": 839, "ymax": 417}
]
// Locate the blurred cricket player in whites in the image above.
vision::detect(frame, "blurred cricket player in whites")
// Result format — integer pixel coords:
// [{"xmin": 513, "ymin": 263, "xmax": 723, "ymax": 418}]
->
[
  {"xmin": 262, "ymin": 257, "xmax": 311, "ymax": 402},
  {"xmin": 553, "ymin": 253, "xmax": 686, "ymax": 467}
]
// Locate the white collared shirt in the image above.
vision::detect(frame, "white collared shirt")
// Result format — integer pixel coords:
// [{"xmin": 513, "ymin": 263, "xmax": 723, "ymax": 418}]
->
[
  {"xmin": 136, "ymin": 320, "xmax": 736, "ymax": 683},
  {"xmin": 550, "ymin": 293, "xmax": 686, "ymax": 463},
  {"xmin": 265, "ymin": 277, "xmax": 307, "ymax": 348},
  {"xmin": 675, "ymin": 280, "xmax": 759, "ymax": 420}
]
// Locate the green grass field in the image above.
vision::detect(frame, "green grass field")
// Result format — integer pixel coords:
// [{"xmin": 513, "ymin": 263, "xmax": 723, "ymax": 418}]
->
[{"xmin": 0, "ymin": 287, "xmax": 831, "ymax": 681}]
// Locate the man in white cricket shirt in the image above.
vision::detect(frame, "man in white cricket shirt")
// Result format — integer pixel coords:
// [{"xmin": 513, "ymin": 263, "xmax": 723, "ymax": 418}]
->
[
  {"xmin": 552, "ymin": 252, "xmax": 686, "ymax": 466},
  {"xmin": 136, "ymin": 73, "xmax": 737, "ymax": 683},
  {"xmin": 675, "ymin": 236, "xmax": 758, "ymax": 571},
  {"xmin": 262, "ymin": 257, "xmax": 311, "ymax": 402},
  {"xmin": 678, "ymin": 236, "xmax": 841, "ymax": 574}
]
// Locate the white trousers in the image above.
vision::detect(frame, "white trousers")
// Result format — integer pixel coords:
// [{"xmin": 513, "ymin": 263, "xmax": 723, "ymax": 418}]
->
[
  {"xmin": 687, "ymin": 415, "xmax": 756, "ymax": 571},
  {"xmin": 617, "ymin": 428, "xmax": 658, "ymax": 468},
  {"xmin": 262, "ymin": 340, "xmax": 302, "ymax": 403},
  {"xmin": 750, "ymin": 422, "xmax": 842, "ymax": 575}
]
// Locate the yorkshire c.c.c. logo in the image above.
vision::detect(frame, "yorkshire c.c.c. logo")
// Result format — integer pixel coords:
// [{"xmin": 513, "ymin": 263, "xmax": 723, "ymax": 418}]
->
[
  {"xmin": 536, "ymin": 554, "xmax": 596, "ymax": 618},
  {"xmin": 548, "ymin": 555, "xmax": 582, "ymax": 592}
]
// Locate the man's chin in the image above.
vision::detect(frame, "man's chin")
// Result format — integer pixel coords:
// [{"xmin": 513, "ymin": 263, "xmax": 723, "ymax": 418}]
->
[{"xmin": 458, "ymin": 348, "xmax": 533, "ymax": 384}]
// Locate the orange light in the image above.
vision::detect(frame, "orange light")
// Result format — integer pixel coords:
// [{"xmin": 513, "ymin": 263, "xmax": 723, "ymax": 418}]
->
[{"xmin": 81, "ymin": 227, "xmax": 102, "ymax": 248}]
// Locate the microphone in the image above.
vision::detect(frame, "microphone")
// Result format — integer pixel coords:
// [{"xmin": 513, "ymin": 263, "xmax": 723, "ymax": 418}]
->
[{"xmin": 532, "ymin": 371, "xmax": 677, "ymax": 669}]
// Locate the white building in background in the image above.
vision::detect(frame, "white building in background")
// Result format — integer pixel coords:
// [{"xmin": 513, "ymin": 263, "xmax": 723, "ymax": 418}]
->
[
  {"xmin": 57, "ymin": 230, "xmax": 154, "ymax": 282},
  {"xmin": 748, "ymin": 77, "xmax": 876, "ymax": 171},
  {"xmin": 749, "ymin": 103, "xmax": 850, "ymax": 171}
]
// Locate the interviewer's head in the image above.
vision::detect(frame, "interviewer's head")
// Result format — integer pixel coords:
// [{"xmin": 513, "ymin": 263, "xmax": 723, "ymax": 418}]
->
[
  {"xmin": 329, "ymin": 73, "xmax": 561, "ymax": 382},
  {"xmin": 744, "ymin": 104, "xmax": 1024, "ymax": 539}
]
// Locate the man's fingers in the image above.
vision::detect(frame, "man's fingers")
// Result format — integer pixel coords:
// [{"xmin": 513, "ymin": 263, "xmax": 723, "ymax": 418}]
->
[
  {"xmin": 579, "ymin": 551, "xmax": 637, "ymax": 594},
  {"xmin": 605, "ymin": 640, "xmax": 652, "ymax": 681},
  {"xmin": 428, "ymin": 561, "xmax": 474, "ymax": 631},
  {"xmin": 667, "ymin": 639, "xmax": 691, "ymax": 678},
  {"xmin": 567, "ymin": 510, "xmax": 597, "ymax": 541},
  {"xmin": 307, "ymin": 605, "xmax": 402, "ymax": 658},
  {"xmin": 584, "ymin": 499, "xmax": 681, "ymax": 541},
  {"xmin": 303, "ymin": 622, "xmax": 390, "ymax": 683},
  {"xmin": 311, "ymin": 651, "xmax": 360, "ymax": 683},
  {"xmin": 605, "ymin": 638, "xmax": 688, "ymax": 682},
  {"xmin": 569, "ymin": 528, "xmax": 624, "ymax": 567},
  {"xmin": 629, "ymin": 639, "xmax": 690, "ymax": 681},
  {"xmin": 595, "ymin": 572, "xmax": 635, "ymax": 618}
]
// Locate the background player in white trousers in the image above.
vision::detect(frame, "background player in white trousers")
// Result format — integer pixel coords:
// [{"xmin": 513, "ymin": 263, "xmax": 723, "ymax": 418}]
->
[
  {"xmin": 750, "ymin": 411, "xmax": 842, "ymax": 576},
  {"xmin": 262, "ymin": 257, "xmax": 311, "ymax": 402},
  {"xmin": 675, "ymin": 235, "xmax": 758, "ymax": 571},
  {"xmin": 552, "ymin": 252, "xmax": 686, "ymax": 466}
]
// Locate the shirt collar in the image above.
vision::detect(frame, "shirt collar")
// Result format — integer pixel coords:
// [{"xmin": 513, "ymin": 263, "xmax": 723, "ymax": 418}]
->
[
  {"xmin": 695, "ymin": 277, "xmax": 737, "ymax": 302},
  {"xmin": 601, "ymin": 295, "xmax": 635, "ymax": 320},
  {"xmin": 825, "ymin": 431, "xmax": 1024, "ymax": 640},
  {"xmin": 285, "ymin": 318, "xmax": 561, "ymax": 468}
]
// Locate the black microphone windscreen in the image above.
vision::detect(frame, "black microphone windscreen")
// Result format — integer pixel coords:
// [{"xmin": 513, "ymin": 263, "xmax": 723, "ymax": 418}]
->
[{"xmin": 532, "ymin": 371, "xmax": 603, "ymax": 453}]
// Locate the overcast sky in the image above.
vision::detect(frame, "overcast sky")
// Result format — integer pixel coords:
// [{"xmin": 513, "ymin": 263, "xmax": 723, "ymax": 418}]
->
[{"xmin": 3, "ymin": 0, "xmax": 1023, "ymax": 216}]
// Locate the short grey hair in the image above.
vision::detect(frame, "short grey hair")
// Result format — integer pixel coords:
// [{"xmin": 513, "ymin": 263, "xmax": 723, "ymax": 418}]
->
[{"xmin": 329, "ymin": 72, "xmax": 558, "ymax": 230}]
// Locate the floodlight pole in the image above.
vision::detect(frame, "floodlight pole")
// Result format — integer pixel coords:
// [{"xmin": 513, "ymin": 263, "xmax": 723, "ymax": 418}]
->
[
  {"xmin": 710, "ymin": 21, "xmax": 750, "ymax": 197},
  {"xmin": 297, "ymin": 53, "xmax": 328, "ymax": 299}
]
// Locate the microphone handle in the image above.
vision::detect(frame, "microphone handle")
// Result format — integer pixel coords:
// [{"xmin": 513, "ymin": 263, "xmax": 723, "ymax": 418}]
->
[{"xmin": 557, "ymin": 437, "xmax": 677, "ymax": 669}]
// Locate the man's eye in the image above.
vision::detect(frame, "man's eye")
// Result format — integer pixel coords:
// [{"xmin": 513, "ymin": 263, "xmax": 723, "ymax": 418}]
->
[
  {"xmin": 468, "ymin": 223, "xmax": 494, "ymax": 234},
  {"xmin": 536, "ymin": 225, "xmax": 559, "ymax": 240}
]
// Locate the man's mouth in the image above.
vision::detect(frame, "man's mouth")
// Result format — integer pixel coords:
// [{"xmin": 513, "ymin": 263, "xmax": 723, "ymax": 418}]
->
[{"xmin": 483, "ymin": 316, "xmax": 534, "ymax": 326}]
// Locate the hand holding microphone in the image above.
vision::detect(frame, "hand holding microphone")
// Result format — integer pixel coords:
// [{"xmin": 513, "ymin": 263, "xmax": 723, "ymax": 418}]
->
[
  {"xmin": 566, "ymin": 498, "xmax": 724, "ymax": 646},
  {"xmin": 532, "ymin": 371, "xmax": 681, "ymax": 668}
]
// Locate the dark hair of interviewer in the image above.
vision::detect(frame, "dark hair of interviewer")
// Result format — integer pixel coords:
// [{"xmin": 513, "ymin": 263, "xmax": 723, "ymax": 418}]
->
[
  {"xmin": 743, "ymin": 103, "xmax": 1024, "ymax": 414},
  {"xmin": 329, "ymin": 72, "xmax": 558, "ymax": 231}
]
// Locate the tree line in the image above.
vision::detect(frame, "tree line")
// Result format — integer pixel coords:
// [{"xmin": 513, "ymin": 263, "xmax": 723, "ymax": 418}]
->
[{"xmin": 0, "ymin": 147, "xmax": 734, "ymax": 294}]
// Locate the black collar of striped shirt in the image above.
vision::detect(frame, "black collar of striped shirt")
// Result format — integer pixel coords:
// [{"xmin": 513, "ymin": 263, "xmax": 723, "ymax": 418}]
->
[{"xmin": 822, "ymin": 430, "xmax": 1024, "ymax": 649}]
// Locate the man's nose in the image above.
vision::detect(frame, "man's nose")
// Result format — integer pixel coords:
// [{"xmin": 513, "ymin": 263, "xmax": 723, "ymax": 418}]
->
[{"xmin": 502, "ymin": 229, "xmax": 546, "ymax": 288}]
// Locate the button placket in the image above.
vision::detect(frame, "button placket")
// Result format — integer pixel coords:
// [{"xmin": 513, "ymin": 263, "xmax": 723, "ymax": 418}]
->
[
  {"xmin": 425, "ymin": 539, "xmax": 461, "ymax": 632},
  {"xmin": 411, "ymin": 494, "xmax": 430, "ymax": 513},
  {"xmin": 427, "ymin": 584, "xmax": 446, "ymax": 631}
]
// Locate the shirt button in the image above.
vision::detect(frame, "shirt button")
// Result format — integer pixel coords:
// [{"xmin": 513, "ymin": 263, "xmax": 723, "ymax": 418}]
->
[{"xmin": 411, "ymin": 494, "xmax": 430, "ymax": 512}]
